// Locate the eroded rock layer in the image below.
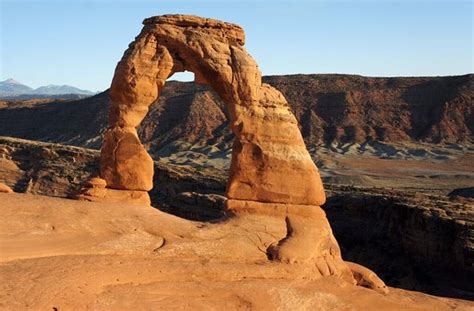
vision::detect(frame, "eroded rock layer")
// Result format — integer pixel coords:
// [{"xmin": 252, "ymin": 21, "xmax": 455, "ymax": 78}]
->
[{"xmin": 1, "ymin": 75, "xmax": 472, "ymax": 152}]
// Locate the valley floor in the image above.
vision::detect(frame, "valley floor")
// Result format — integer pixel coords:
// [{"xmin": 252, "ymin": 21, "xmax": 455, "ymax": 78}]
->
[{"xmin": 0, "ymin": 193, "xmax": 472, "ymax": 310}]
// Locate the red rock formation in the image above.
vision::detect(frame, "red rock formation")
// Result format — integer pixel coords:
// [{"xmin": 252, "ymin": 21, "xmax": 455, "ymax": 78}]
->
[
  {"xmin": 97, "ymin": 14, "xmax": 385, "ymax": 287},
  {"xmin": 101, "ymin": 14, "xmax": 325, "ymax": 206},
  {"xmin": 266, "ymin": 74, "xmax": 473, "ymax": 145},
  {"xmin": 225, "ymin": 200, "xmax": 355, "ymax": 281}
]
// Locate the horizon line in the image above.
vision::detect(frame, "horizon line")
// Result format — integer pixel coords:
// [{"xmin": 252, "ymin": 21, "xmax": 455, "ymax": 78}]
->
[{"xmin": 2, "ymin": 71, "xmax": 473, "ymax": 93}]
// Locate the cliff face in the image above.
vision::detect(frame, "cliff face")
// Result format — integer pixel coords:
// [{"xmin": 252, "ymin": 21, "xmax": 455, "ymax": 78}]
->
[
  {"xmin": 0, "ymin": 94, "xmax": 109, "ymax": 148},
  {"xmin": 323, "ymin": 186, "xmax": 474, "ymax": 299},
  {"xmin": 0, "ymin": 74, "xmax": 472, "ymax": 151},
  {"xmin": 265, "ymin": 74, "xmax": 473, "ymax": 144}
]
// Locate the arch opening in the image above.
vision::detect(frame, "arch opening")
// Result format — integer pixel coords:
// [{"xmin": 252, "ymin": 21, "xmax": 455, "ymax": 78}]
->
[
  {"xmin": 166, "ymin": 71, "xmax": 194, "ymax": 82},
  {"xmin": 137, "ymin": 70, "xmax": 232, "ymax": 172}
]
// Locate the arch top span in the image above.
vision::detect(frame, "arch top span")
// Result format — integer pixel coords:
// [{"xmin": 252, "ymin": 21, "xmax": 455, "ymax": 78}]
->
[
  {"xmin": 143, "ymin": 14, "xmax": 245, "ymax": 46},
  {"xmin": 100, "ymin": 14, "xmax": 326, "ymax": 206}
]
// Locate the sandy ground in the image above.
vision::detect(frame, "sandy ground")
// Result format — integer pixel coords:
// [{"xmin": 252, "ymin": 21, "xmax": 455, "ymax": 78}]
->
[{"xmin": 1, "ymin": 193, "xmax": 473, "ymax": 310}]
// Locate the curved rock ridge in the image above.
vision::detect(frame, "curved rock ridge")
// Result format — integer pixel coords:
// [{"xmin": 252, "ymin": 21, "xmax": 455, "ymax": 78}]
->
[{"xmin": 98, "ymin": 14, "xmax": 385, "ymax": 290}]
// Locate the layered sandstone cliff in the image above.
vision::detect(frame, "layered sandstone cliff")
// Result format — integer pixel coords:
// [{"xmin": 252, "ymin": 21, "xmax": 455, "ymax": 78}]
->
[{"xmin": 0, "ymin": 74, "xmax": 471, "ymax": 154}]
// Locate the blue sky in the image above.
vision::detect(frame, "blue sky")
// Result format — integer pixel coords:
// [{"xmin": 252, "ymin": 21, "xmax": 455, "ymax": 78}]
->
[{"xmin": 1, "ymin": 0, "xmax": 472, "ymax": 91}]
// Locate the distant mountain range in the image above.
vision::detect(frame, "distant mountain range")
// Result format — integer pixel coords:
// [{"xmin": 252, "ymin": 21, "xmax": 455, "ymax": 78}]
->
[{"xmin": 0, "ymin": 78, "xmax": 96, "ymax": 97}]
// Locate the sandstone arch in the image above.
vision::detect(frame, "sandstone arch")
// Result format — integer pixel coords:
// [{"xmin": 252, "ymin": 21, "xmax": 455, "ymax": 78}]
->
[
  {"xmin": 96, "ymin": 14, "xmax": 386, "ymax": 289},
  {"xmin": 101, "ymin": 14, "xmax": 325, "ymax": 206}
]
